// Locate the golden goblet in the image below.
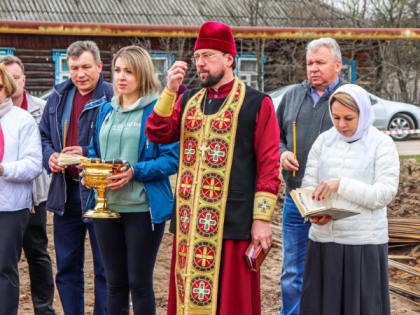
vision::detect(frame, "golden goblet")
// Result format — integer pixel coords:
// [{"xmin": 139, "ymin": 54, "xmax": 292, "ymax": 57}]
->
[{"xmin": 81, "ymin": 159, "xmax": 125, "ymax": 219}]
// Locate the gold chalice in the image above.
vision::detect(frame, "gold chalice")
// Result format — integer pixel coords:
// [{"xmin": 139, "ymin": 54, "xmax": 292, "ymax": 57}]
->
[{"xmin": 81, "ymin": 158, "xmax": 125, "ymax": 219}]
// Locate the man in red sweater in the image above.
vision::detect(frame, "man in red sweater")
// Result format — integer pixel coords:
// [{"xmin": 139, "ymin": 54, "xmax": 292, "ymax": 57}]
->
[{"xmin": 39, "ymin": 41, "xmax": 113, "ymax": 315}]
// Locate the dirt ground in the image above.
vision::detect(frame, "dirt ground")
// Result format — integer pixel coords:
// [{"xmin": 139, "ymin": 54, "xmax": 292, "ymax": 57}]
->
[{"xmin": 18, "ymin": 159, "xmax": 420, "ymax": 314}]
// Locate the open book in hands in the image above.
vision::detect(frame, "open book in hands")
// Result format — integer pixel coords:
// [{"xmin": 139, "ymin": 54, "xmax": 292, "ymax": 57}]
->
[{"xmin": 290, "ymin": 188, "xmax": 360, "ymax": 221}]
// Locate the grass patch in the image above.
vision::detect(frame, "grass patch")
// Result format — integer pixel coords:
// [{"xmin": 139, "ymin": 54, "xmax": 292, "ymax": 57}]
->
[{"xmin": 400, "ymin": 155, "xmax": 420, "ymax": 162}]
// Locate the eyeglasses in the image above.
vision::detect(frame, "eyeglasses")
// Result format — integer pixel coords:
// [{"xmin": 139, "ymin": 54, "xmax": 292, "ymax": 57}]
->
[{"xmin": 191, "ymin": 52, "xmax": 225, "ymax": 64}]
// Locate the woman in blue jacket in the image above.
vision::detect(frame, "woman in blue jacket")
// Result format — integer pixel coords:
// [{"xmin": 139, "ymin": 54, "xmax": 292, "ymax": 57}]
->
[{"xmin": 85, "ymin": 46, "xmax": 178, "ymax": 315}]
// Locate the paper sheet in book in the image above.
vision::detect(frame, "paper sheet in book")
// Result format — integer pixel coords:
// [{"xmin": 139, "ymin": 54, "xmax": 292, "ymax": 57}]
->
[
  {"xmin": 290, "ymin": 188, "xmax": 360, "ymax": 221},
  {"xmin": 57, "ymin": 153, "xmax": 87, "ymax": 166}
]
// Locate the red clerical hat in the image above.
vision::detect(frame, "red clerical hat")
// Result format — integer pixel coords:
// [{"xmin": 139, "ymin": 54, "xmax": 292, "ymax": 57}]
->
[{"xmin": 194, "ymin": 21, "xmax": 236, "ymax": 56}]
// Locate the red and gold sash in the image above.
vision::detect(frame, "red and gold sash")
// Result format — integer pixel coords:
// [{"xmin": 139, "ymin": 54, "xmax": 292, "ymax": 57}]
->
[{"xmin": 175, "ymin": 77, "xmax": 246, "ymax": 314}]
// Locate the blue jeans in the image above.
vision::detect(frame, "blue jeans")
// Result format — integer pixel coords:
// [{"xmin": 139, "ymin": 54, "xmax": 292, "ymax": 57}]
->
[
  {"xmin": 53, "ymin": 180, "xmax": 106, "ymax": 315},
  {"xmin": 280, "ymin": 194, "xmax": 311, "ymax": 315}
]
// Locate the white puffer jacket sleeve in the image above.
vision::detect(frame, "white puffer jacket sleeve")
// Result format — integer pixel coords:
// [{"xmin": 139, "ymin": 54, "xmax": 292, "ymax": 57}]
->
[
  {"xmin": 2, "ymin": 111, "xmax": 42, "ymax": 182},
  {"xmin": 337, "ymin": 133, "xmax": 400, "ymax": 210}
]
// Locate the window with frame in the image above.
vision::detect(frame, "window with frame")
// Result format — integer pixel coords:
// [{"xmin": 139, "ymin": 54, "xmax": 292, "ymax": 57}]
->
[
  {"xmin": 52, "ymin": 50, "xmax": 70, "ymax": 84},
  {"xmin": 151, "ymin": 52, "xmax": 175, "ymax": 86},
  {"xmin": 341, "ymin": 59, "xmax": 357, "ymax": 83},
  {"xmin": 236, "ymin": 54, "xmax": 265, "ymax": 90},
  {"xmin": 0, "ymin": 48, "xmax": 15, "ymax": 56}
]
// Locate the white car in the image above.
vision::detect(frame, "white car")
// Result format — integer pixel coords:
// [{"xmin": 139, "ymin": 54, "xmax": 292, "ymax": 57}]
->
[
  {"xmin": 270, "ymin": 84, "xmax": 420, "ymax": 140},
  {"xmin": 39, "ymin": 88, "xmax": 53, "ymax": 101}
]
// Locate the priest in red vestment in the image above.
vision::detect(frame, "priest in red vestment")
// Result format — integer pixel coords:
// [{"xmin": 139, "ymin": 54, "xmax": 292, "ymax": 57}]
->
[{"xmin": 146, "ymin": 21, "xmax": 281, "ymax": 315}]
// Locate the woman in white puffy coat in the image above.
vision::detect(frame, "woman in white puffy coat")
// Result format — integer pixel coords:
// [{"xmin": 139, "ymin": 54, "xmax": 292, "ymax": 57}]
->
[
  {"xmin": 299, "ymin": 84, "xmax": 400, "ymax": 315},
  {"xmin": 0, "ymin": 65, "xmax": 42, "ymax": 314}
]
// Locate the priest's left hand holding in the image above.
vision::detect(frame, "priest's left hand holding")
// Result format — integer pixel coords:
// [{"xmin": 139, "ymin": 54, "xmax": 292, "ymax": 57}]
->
[{"xmin": 251, "ymin": 219, "xmax": 272, "ymax": 253}]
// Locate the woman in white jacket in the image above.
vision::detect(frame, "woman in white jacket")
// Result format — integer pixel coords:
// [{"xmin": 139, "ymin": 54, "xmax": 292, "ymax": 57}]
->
[
  {"xmin": 299, "ymin": 84, "xmax": 399, "ymax": 315},
  {"xmin": 0, "ymin": 64, "xmax": 42, "ymax": 315}
]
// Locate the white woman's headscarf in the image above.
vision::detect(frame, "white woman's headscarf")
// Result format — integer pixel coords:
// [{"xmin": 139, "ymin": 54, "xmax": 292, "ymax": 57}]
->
[{"xmin": 325, "ymin": 84, "xmax": 375, "ymax": 150}]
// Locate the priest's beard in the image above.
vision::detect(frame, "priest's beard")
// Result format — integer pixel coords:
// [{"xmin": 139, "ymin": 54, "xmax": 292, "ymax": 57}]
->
[{"xmin": 199, "ymin": 69, "xmax": 225, "ymax": 88}]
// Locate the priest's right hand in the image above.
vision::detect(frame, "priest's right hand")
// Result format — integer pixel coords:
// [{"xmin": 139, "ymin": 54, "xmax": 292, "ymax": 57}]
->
[
  {"xmin": 48, "ymin": 152, "xmax": 65, "ymax": 173},
  {"xmin": 280, "ymin": 150, "xmax": 299, "ymax": 171},
  {"xmin": 166, "ymin": 61, "xmax": 188, "ymax": 93}
]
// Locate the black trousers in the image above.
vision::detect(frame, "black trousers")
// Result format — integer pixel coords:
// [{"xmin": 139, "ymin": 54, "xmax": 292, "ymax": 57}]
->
[
  {"xmin": 0, "ymin": 209, "xmax": 29, "ymax": 315},
  {"xmin": 23, "ymin": 202, "xmax": 56, "ymax": 315},
  {"xmin": 93, "ymin": 212, "xmax": 165, "ymax": 315}
]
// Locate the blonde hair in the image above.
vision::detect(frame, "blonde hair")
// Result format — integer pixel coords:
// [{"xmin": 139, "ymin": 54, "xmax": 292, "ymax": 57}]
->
[
  {"xmin": 330, "ymin": 92, "xmax": 359, "ymax": 113},
  {"xmin": 0, "ymin": 64, "xmax": 17, "ymax": 97},
  {"xmin": 0, "ymin": 55, "xmax": 25, "ymax": 72},
  {"xmin": 112, "ymin": 46, "xmax": 161, "ymax": 104}
]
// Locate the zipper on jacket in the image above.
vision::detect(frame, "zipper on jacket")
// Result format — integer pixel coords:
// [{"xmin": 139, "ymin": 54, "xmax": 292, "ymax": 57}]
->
[
  {"xmin": 149, "ymin": 206, "xmax": 155, "ymax": 231},
  {"xmin": 80, "ymin": 96, "xmax": 107, "ymax": 116},
  {"xmin": 78, "ymin": 97, "xmax": 107, "ymax": 135},
  {"xmin": 54, "ymin": 89, "xmax": 64, "ymax": 150},
  {"xmin": 54, "ymin": 89, "xmax": 67, "ymax": 204},
  {"xmin": 78, "ymin": 179, "xmax": 85, "ymax": 217},
  {"xmin": 78, "ymin": 97, "xmax": 108, "ymax": 151},
  {"xmin": 143, "ymin": 186, "xmax": 155, "ymax": 231}
]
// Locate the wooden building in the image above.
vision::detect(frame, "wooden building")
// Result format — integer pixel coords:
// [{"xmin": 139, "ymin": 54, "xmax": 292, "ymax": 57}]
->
[{"xmin": 0, "ymin": 0, "xmax": 396, "ymax": 95}]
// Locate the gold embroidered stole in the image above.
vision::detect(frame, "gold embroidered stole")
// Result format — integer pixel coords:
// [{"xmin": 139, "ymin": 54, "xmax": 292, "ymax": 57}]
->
[{"xmin": 175, "ymin": 78, "xmax": 246, "ymax": 314}]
